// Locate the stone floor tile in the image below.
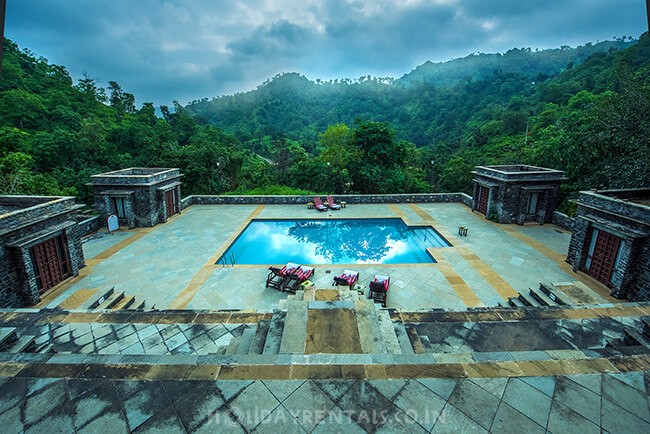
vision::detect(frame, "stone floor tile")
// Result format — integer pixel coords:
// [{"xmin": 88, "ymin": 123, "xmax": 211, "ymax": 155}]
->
[
  {"xmin": 121, "ymin": 381, "xmax": 172, "ymax": 431},
  {"xmin": 25, "ymin": 411, "xmax": 75, "ymax": 434},
  {"xmin": 77, "ymin": 411, "xmax": 130, "ymax": 434},
  {"xmin": 490, "ymin": 401, "xmax": 545, "ymax": 434},
  {"xmin": 520, "ymin": 376, "xmax": 556, "ymax": 398},
  {"xmin": 601, "ymin": 399, "xmax": 650, "ymax": 434},
  {"xmin": 501, "ymin": 378, "xmax": 553, "ymax": 427},
  {"xmin": 71, "ymin": 381, "xmax": 120, "ymax": 429},
  {"xmin": 171, "ymin": 382, "xmax": 224, "ymax": 432},
  {"xmin": 311, "ymin": 407, "xmax": 367, "ymax": 434},
  {"xmin": 313, "ymin": 379, "xmax": 355, "ymax": 403},
  {"xmin": 447, "ymin": 379, "xmax": 500, "ymax": 430},
  {"xmin": 192, "ymin": 407, "xmax": 246, "ymax": 433},
  {"xmin": 373, "ymin": 405, "xmax": 428, "ymax": 434},
  {"xmin": 608, "ymin": 371, "xmax": 646, "ymax": 393},
  {"xmin": 132, "ymin": 405, "xmax": 186, "ymax": 434},
  {"xmin": 251, "ymin": 405, "xmax": 306, "ymax": 434},
  {"xmin": 368, "ymin": 379, "xmax": 407, "ymax": 401},
  {"xmin": 430, "ymin": 403, "xmax": 487, "ymax": 434},
  {"xmin": 25, "ymin": 377, "xmax": 58, "ymax": 397},
  {"xmin": 393, "ymin": 380, "xmax": 446, "ymax": 431},
  {"xmin": 553, "ymin": 377, "xmax": 601, "ymax": 426},
  {"xmin": 469, "ymin": 377, "xmax": 508, "ymax": 400},
  {"xmin": 337, "ymin": 381, "xmax": 394, "ymax": 432},
  {"xmin": 228, "ymin": 381, "xmax": 280, "ymax": 432},
  {"xmin": 566, "ymin": 374, "xmax": 602, "ymax": 395},
  {"xmin": 261, "ymin": 379, "xmax": 305, "ymax": 402},
  {"xmin": 23, "ymin": 380, "xmax": 68, "ymax": 426},
  {"xmin": 282, "ymin": 381, "xmax": 336, "ymax": 432},
  {"xmin": 547, "ymin": 400, "xmax": 599, "ymax": 434},
  {"xmin": 0, "ymin": 404, "xmax": 23, "ymax": 434},
  {"xmin": 602, "ymin": 374, "xmax": 650, "ymax": 422},
  {"xmin": 417, "ymin": 378, "xmax": 458, "ymax": 401},
  {"xmin": 216, "ymin": 380, "xmax": 253, "ymax": 402}
]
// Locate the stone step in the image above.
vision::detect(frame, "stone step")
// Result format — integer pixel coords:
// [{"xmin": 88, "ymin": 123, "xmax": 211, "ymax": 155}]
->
[
  {"xmin": 518, "ymin": 292, "xmax": 542, "ymax": 307},
  {"xmin": 36, "ymin": 343, "xmax": 55, "ymax": 354},
  {"xmin": 303, "ymin": 288, "xmax": 316, "ymax": 302},
  {"xmin": 225, "ymin": 326, "xmax": 247, "ymax": 355},
  {"xmin": 419, "ymin": 334, "xmax": 433, "ymax": 352},
  {"xmin": 539, "ymin": 282, "xmax": 572, "ymax": 305},
  {"xmin": 643, "ymin": 318, "xmax": 650, "ymax": 338},
  {"xmin": 405, "ymin": 325, "xmax": 427, "ymax": 354},
  {"xmin": 529, "ymin": 287, "xmax": 557, "ymax": 307},
  {"xmin": 113, "ymin": 295, "xmax": 136, "ymax": 310},
  {"xmin": 624, "ymin": 329, "xmax": 650, "ymax": 348},
  {"xmin": 4, "ymin": 335, "xmax": 36, "ymax": 353},
  {"xmin": 355, "ymin": 300, "xmax": 385, "ymax": 354},
  {"xmin": 376, "ymin": 309, "xmax": 401, "ymax": 354},
  {"xmin": 279, "ymin": 301, "xmax": 308, "ymax": 354},
  {"xmin": 236, "ymin": 326, "xmax": 257, "ymax": 355},
  {"xmin": 97, "ymin": 291, "xmax": 125, "ymax": 310},
  {"xmin": 248, "ymin": 320, "xmax": 270, "ymax": 354},
  {"xmin": 508, "ymin": 297, "xmax": 525, "ymax": 307},
  {"xmin": 85, "ymin": 287, "xmax": 115, "ymax": 309},
  {"xmin": 392, "ymin": 321, "xmax": 414, "ymax": 355},
  {"xmin": 0, "ymin": 327, "xmax": 17, "ymax": 349},
  {"xmin": 263, "ymin": 311, "xmax": 286, "ymax": 354},
  {"xmin": 134, "ymin": 300, "xmax": 146, "ymax": 310}
]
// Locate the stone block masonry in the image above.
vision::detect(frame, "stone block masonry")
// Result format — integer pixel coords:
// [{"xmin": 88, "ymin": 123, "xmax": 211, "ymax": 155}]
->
[{"xmin": 0, "ymin": 196, "xmax": 86, "ymax": 307}]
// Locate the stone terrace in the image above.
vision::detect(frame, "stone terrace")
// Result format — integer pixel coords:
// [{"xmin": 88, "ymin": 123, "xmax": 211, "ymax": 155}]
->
[{"xmin": 40, "ymin": 202, "xmax": 614, "ymax": 312}]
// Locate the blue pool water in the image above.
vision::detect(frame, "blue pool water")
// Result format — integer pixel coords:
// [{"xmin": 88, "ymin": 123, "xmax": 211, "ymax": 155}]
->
[{"xmin": 218, "ymin": 218, "xmax": 451, "ymax": 265}]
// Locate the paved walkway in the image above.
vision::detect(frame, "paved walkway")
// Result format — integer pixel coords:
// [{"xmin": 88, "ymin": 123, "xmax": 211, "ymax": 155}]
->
[
  {"xmin": 46, "ymin": 203, "xmax": 611, "ymax": 311},
  {"xmin": 1, "ymin": 373, "xmax": 648, "ymax": 433}
]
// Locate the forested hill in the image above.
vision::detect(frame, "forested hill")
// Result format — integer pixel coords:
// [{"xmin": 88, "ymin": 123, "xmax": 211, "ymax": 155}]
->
[
  {"xmin": 185, "ymin": 38, "xmax": 636, "ymax": 146},
  {"xmin": 398, "ymin": 39, "xmax": 635, "ymax": 87},
  {"xmin": 1, "ymin": 34, "xmax": 649, "ymax": 209}
]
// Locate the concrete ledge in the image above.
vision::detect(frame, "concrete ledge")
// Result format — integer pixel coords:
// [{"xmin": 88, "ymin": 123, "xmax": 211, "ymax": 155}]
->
[{"xmin": 181, "ymin": 192, "xmax": 474, "ymax": 207}]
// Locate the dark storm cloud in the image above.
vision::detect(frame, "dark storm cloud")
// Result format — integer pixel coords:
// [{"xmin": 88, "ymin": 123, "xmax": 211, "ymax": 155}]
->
[{"xmin": 5, "ymin": 0, "xmax": 647, "ymax": 106}]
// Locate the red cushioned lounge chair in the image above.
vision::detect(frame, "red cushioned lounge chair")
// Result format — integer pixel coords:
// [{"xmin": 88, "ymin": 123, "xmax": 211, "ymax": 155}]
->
[
  {"xmin": 326, "ymin": 195, "xmax": 341, "ymax": 210},
  {"xmin": 283, "ymin": 266, "xmax": 315, "ymax": 293},
  {"xmin": 265, "ymin": 266, "xmax": 284, "ymax": 291},
  {"xmin": 332, "ymin": 269, "xmax": 359, "ymax": 289},
  {"xmin": 368, "ymin": 274, "xmax": 390, "ymax": 307},
  {"xmin": 313, "ymin": 197, "xmax": 328, "ymax": 212}
]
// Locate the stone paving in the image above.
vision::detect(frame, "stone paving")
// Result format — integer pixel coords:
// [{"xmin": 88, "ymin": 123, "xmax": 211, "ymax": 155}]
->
[
  {"xmin": 0, "ymin": 373, "xmax": 648, "ymax": 433},
  {"xmin": 45, "ymin": 203, "xmax": 610, "ymax": 312}
]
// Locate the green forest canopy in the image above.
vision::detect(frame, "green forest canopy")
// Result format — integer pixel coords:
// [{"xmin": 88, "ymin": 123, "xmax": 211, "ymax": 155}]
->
[{"xmin": 1, "ymin": 34, "xmax": 649, "ymax": 212}]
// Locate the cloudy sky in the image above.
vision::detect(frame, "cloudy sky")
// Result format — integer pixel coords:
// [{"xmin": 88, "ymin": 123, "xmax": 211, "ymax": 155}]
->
[{"xmin": 5, "ymin": 0, "xmax": 648, "ymax": 107}]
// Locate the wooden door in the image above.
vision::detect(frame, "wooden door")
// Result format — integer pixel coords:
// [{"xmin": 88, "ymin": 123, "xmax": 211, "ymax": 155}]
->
[
  {"xmin": 31, "ymin": 235, "xmax": 72, "ymax": 293},
  {"xmin": 584, "ymin": 229, "xmax": 621, "ymax": 286},
  {"xmin": 165, "ymin": 189, "xmax": 177, "ymax": 218},
  {"xmin": 477, "ymin": 185, "xmax": 489, "ymax": 215}
]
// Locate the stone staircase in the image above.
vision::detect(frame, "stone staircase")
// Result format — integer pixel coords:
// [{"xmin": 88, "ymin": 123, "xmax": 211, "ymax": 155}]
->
[
  {"xmin": 507, "ymin": 281, "xmax": 581, "ymax": 308},
  {"xmin": 0, "ymin": 289, "xmax": 648, "ymax": 380},
  {"xmin": 76, "ymin": 286, "xmax": 146, "ymax": 311}
]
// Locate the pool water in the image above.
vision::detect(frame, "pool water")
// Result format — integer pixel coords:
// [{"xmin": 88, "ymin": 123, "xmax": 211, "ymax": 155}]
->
[{"xmin": 218, "ymin": 218, "xmax": 451, "ymax": 265}]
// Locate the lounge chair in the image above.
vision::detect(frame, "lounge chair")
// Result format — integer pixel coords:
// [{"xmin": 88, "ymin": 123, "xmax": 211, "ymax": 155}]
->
[
  {"xmin": 283, "ymin": 266, "xmax": 315, "ymax": 293},
  {"xmin": 368, "ymin": 274, "xmax": 390, "ymax": 307},
  {"xmin": 326, "ymin": 195, "xmax": 341, "ymax": 210},
  {"xmin": 333, "ymin": 269, "xmax": 359, "ymax": 289},
  {"xmin": 313, "ymin": 197, "xmax": 328, "ymax": 212},
  {"xmin": 280, "ymin": 262, "xmax": 301, "ymax": 276},
  {"xmin": 266, "ymin": 266, "xmax": 284, "ymax": 291}
]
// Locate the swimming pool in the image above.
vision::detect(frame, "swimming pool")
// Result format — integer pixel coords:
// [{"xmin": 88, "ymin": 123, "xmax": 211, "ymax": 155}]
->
[{"xmin": 218, "ymin": 218, "xmax": 451, "ymax": 265}]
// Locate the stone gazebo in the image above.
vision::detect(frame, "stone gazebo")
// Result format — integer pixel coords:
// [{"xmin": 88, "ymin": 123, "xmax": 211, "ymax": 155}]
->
[
  {"xmin": 471, "ymin": 165, "xmax": 565, "ymax": 225},
  {"xmin": 90, "ymin": 168, "xmax": 183, "ymax": 229},
  {"xmin": 566, "ymin": 188, "xmax": 650, "ymax": 300}
]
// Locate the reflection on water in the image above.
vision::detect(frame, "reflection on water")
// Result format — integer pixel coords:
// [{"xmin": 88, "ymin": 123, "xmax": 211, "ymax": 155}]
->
[{"xmin": 220, "ymin": 218, "xmax": 450, "ymax": 265}]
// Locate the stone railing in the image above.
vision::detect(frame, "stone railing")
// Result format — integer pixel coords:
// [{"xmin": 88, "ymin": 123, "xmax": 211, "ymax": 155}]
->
[
  {"xmin": 77, "ymin": 215, "xmax": 102, "ymax": 236},
  {"xmin": 552, "ymin": 211, "xmax": 574, "ymax": 231},
  {"xmin": 181, "ymin": 193, "xmax": 474, "ymax": 207}
]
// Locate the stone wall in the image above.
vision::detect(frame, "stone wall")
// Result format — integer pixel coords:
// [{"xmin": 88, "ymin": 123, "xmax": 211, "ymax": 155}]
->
[
  {"xmin": 184, "ymin": 193, "xmax": 472, "ymax": 206},
  {"xmin": 552, "ymin": 211, "xmax": 574, "ymax": 231}
]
